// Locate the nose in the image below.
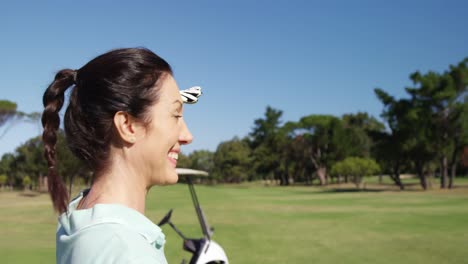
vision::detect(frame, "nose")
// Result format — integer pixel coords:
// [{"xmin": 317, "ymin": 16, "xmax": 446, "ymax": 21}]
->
[{"xmin": 179, "ymin": 118, "xmax": 193, "ymax": 145}]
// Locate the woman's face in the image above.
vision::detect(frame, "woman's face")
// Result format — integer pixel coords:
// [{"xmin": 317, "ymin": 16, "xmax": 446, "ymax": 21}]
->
[{"xmin": 135, "ymin": 74, "xmax": 193, "ymax": 186}]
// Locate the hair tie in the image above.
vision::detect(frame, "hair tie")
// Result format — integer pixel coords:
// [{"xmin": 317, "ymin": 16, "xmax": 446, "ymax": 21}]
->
[{"xmin": 180, "ymin": 86, "xmax": 202, "ymax": 104}]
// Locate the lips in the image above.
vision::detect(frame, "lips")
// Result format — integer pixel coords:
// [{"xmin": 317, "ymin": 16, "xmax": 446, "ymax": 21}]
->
[{"xmin": 167, "ymin": 151, "xmax": 179, "ymax": 167}]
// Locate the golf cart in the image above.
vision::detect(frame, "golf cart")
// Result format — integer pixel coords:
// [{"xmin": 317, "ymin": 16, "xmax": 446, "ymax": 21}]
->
[{"xmin": 158, "ymin": 168, "xmax": 229, "ymax": 264}]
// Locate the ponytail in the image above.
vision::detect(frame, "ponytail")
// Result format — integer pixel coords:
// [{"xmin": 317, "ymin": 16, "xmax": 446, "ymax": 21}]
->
[
  {"xmin": 41, "ymin": 48, "xmax": 173, "ymax": 213},
  {"xmin": 42, "ymin": 69, "xmax": 76, "ymax": 214}
]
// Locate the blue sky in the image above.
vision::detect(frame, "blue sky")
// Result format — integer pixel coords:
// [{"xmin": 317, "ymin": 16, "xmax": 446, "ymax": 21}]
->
[{"xmin": 1, "ymin": 0, "xmax": 467, "ymax": 156}]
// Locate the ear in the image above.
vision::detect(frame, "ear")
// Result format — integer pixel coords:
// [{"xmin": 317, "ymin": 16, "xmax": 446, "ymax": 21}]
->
[{"xmin": 113, "ymin": 111, "xmax": 139, "ymax": 144}]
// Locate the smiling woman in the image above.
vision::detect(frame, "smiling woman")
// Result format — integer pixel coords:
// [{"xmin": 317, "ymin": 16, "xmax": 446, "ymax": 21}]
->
[{"xmin": 41, "ymin": 48, "xmax": 200, "ymax": 264}]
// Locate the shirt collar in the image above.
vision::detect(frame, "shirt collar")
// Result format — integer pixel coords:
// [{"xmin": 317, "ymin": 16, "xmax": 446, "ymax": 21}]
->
[{"xmin": 59, "ymin": 189, "xmax": 165, "ymax": 247}]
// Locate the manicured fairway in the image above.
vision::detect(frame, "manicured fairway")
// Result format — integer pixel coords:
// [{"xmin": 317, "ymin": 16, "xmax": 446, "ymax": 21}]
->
[{"xmin": 1, "ymin": 180, "xmax": 468, "ymax": 263}]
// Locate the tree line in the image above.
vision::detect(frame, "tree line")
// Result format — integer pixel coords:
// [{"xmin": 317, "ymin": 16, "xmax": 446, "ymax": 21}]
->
[
  {"xmin": 180, "ymin": 58, "xmax": 468, "ymax": 190},
  {"xmin": 1, "ymin": 58, "xmax": 467, "ymax": 191}
]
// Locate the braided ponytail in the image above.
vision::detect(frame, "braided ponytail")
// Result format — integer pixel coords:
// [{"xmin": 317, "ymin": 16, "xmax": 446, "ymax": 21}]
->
[{"xmin": 42, "ymin": 69, "xmax": 75, "ymax": 214}]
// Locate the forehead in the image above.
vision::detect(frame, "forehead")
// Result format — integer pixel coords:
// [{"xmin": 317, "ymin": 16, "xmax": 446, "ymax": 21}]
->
[{"xmin": 158, "ymin": 75, "xmax": 182, "ymax": 103}]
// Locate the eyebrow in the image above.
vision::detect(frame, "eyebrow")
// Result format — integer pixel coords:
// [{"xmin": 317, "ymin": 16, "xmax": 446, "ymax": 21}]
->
[{"xmin": 173, "ymin": 100, "xmax": 183, "ymax": 110}]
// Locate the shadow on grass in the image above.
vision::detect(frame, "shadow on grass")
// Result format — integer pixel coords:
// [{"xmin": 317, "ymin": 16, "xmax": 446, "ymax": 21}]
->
[
  {"xmin": 18, "ymin": 191, "xmax": 42, "ymax": 197},
  {"xmin": 451, "ymin": 185, "xmax": 468, "ymax": 189},
  {"xmin": 284, "ymin": 182, "xmax": 433, "ymax": 195},
  {"xmin": 318, "ymin": 188, "xmax": 385, "ymax": 194}
]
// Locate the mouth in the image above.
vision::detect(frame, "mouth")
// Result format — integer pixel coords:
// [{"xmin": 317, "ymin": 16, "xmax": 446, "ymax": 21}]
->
[{"xmin": 167, "ymin": 151, "xmax": 179, "ymax": 167}]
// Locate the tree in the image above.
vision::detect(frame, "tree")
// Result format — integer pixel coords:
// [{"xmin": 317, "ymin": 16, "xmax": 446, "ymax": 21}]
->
[
  {"xmin": 461, "ymin": 146, "xmax": 468, "ymax": 169},
  {"xmin": 0, "ymin": 100, "xmax": 19, "ymax": 139},
  {"xmin": 0, "ymin": 153, "xmax": 14, "ymax": 189},
  {"xmin": 177, "ymin": 150, "xmax": 215, "ymax": 183},
  {"xmin": 13, "ymin": 136, "xmax": 48, "ymax": 187},
  {"xmin": 278, "ymin": 113, "xmax": 380, "ymax": 186},
  {"xmin": 0, "ymin": 99, "xmax": 40, "ymax": 140},
  {"xmin": 342, "ymin": 112, "xmax": 385, "ymax": 132},
  {"xmin": 341, "ymin": 112, "xmax": 385, "ymax": 160},
  {"xmin": 1, "ymin": 130, "xmax": 87, "ymax": 189},
  {"xmin": 189, "ymin": 150, "xmax": 214, "ymax": 173},
  {"xmin": 369, "ymin": 129, "xmax": 407, "ymax": 190},
  {"xmin": 288, "ymin": 115, "xmax": 343, "ymax": 185},
  {"xmin": 374, "ymin": 88, "xmax": 434, "ymax": 190},
  {"xmin": 0, "ymin": 153, "xmax": 14, "ymax": 174},
  {"xmin": 0, "ymin": 174, "xmax": 7, "ymax": 190},
  {"xmin": 249, "ymin": 106, "xmax": 283, "ymax": 149},
  {"xmin": 0, "ymin": 100, "xmax": 17, "ymax": 127},
  {"xmin": 404, "ymin": 58, "xmax": 468, "ymax": 188},
  {"xmin": 177, "ymin": 152, "xmax": 192, "ymax": 169},
  {"xmin": 279, "ymin": 123, "xmax": 315, "ymax": 185},
  {"xmin": 374, "ymin": 58, "xmax": 468, "ymax": 190},
  {"xmin": 447, "ymin": 60, "xmax": 468, "ymax": 186},
  {"xmin": 248, "ymin": 106, "xmax": 284, "ymax": 183},
  {"xmin": 336, "ymin": 113, "xmax": 385, "ymax": 159},
  {"xmin": 213, "ymin": 137, "xmax": 252, "ymax": 183},
  {"xmin": 276, "ymin": 122, "xmax": 306, "ymax": 185}
]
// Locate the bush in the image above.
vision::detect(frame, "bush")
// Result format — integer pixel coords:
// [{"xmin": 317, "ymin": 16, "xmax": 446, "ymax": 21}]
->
[
  {"xmin": 22, "ymin": 176, "xmax": 31, "ymax": 190},
  {"xmin": 331, "ymin": 157, "xmax": 380, "ymax": 188}
]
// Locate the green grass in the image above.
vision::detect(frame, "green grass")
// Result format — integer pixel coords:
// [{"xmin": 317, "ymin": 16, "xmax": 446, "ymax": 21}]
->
[{"xmin": 1, "ymin": 180, "xmax": 468, "ymax": 263}]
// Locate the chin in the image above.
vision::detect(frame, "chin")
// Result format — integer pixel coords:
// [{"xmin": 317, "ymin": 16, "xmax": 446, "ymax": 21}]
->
[
  {"xmin": 166, "ymin": 175, "xmax": 179, "ymax": 185},
  {"xmin": 150, "ymin": 171, "xmax": 179, "ymax": 186},
  {"xmin": 162, "ymin": 171, "xmax": 179, "ymax": 185}
]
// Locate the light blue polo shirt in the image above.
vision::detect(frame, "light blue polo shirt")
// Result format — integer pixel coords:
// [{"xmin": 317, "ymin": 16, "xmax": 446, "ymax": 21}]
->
[{"xmin": 56, "ymin": 189, "xmax": 168, "ymax": 264}]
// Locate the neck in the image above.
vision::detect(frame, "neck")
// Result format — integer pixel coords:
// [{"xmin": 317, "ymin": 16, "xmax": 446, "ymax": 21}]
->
[{"xmin": 80, "ymin": 153, "xmax": 148, "ymax": 214}]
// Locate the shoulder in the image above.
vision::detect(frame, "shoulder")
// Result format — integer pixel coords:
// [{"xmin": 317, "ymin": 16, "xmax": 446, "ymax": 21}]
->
[
  {"xmin": 58, "ymin": 223, "xmax": 167, "ymax": 264},
  {"xmin": 107, "ymin": 225, "xmax": 166, "ymax": 263},
  {"xmin": 57, "ymin": 202, "xmax": 167, "ymax": 264}
]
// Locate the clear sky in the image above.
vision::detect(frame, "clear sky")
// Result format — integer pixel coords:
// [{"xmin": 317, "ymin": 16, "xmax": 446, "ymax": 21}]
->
[{"xmin": 1, "ymin": 0, "xmax": 467, "ymax": 156}]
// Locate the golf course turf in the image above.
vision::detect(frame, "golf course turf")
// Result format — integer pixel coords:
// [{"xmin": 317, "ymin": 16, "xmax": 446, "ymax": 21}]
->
[{"xmin": 1, "ymin": 178, "xmax": 467, "ymax": 263}]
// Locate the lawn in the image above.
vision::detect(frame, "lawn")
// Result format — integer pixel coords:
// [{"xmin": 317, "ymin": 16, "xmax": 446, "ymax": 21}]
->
[{"xmin": 1, "ymin": 178, "xmax": 468, "ymax": 263}]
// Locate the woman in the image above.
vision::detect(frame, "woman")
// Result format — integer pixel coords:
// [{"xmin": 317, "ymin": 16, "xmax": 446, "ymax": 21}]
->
[{"xmin": 42, "ymin": 48, "xmax": 198, "ymax": 263}]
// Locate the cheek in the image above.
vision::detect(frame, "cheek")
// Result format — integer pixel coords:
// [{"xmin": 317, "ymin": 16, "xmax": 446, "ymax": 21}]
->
[
  {"xmin": 151, "ymin": 125, "xmax": 179, "ymax": 151},
  {"xmin": 165, "ymin": 123, "xmax": 181, "ymax": 143},
  {"xmin": 170, "ymin": 128, "xmax": 180, "ymax": 144}
]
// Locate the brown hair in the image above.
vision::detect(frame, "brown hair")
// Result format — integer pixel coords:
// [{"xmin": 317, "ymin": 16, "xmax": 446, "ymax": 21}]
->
[{"xmin": 42, "ymin": 48, "xmax": 172, "ymax": 213}]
